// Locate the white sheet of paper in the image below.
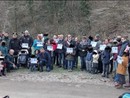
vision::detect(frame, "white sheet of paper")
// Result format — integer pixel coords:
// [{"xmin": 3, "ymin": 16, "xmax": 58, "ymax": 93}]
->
[
  {"xmin": 99, "ymin": 45, "xmax": 106, "ymax": 51},
  {"xmin": 66, "ymin": 48, "xmax": 73, "ymax": 53},
  {"xmin": 37, "ymin": 42, "xmax": 43, "ymax": 47},
  {"xmin": 112, "ymin": 47, "xmax": 118, "ymax": 53},
  {"xmin": 117, "ymin": 56, "xmax": 123, "ymax": 64},
  {"xmin": 47, "ymin": 46, "xmax": 53, "ymax": 51},
  {"xmin": 110, "ymin": 56, "xmax": 113, "ymax": 60},
  {"xmin": 22, "ymin": 43, "xmax": 29, "ymax": 48},
  {"xmin": 57, "ymin": 44, "xmax": 63, "ymax": 49},
  {"xmin": 31, "ymin": 58, "xmax": 37, "ymax": 64},
  {"xmin": 91, "ymin": 41, "xmax": 97, "ymax": 47}
]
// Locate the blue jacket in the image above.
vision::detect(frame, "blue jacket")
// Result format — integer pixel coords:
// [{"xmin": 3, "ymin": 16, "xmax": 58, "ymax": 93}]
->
[
  {"xmin": 32, "ymin": 39, "xmax": 43, "ymax": 51},
  {"xmin": 86, "ymin": 52, "xmax": 93, "ymax": 61},
  {"xmin": 102, "ymin": 50, "xmax": 111, "ymax": 64},
  {"xmin": 38, "ymin": 51, "xmax": 51, "ymax": 66}
]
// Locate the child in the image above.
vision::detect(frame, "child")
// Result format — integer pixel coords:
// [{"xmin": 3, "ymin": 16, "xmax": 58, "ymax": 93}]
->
[
  {"xmin": 65, "ymin": 44, "xmax": 76, "ymax": 72},
  {"xmin": 0, "ymin": 51, "xmax": 6, "ymax": 76},
  {"xmin": 85, "ymin": 46, "xmax": 93, "ymax": 73},
  {"xmin": 102, "ymin": 46, "xmax": 111, "ymax": 78},
  {"xmin": 92, "ymin": 50, "xmax": 99, "ymax": 74},
  {"xmin": 114, "ymin": 52, "xmax": 128, "ymax": 89}
]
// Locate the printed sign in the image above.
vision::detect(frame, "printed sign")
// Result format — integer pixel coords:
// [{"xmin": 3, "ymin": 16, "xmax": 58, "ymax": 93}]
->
[
  {"xmin": 99, "ymin": 45, "xmax": 106, "ymax": 51},
  {"xmin": 66, "ymin": 48, "xmax": 73, "ymax": 53},
  {"xmin": 117, "ymin": 56, "xmax": 123, "ymax": 64},
  {"xmin": 37, "ymin": 42, "xmax": 43, "ymax": 47},
  {"xmin": 47, "ymin": 46, "xmax": 53, "ymax": 51},
  {"xmin": 30, "ymin": 58, "xmax": 37, "ymax": 64},
  {"xmin": 57, "ymin": 44, "xmax": 63, "ymax": 49},
  {"xmin": 22, "ymin": 43, "xmax": 29, "ymax": 48},
  {"xmin": 112, "ymin": 47, "xmax": 118, "ymax": 53},
  {"xmin": 91, "ymin": 41, "xmax": 97, "ymax": 47}
]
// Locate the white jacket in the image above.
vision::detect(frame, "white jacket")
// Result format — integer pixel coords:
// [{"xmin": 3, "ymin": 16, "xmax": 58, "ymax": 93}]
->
[{"xmin": 93, "ymin": 54, "xmax": 99, "ymax": 63}]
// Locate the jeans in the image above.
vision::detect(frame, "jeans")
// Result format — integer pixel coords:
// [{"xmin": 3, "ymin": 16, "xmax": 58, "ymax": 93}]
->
[
  {"xmin": 39, "ymin": 60, "xmax": 50, "ymax": 72},
  {"xmin": 86, "ymin": 60, "xmax": 92, "ymax": 72},
  {"xmin": 92, "ymin": 63, "xmax": 98, "ymax": 74},
  {"xmin": 29, "ymin": 64, "xmax": 37, "ymax": 72},
  {"xmin": 67, "ymin": 60, "xmax": 73, "ymax": 70},
  {"xmin": 80, "ymin": 56, "xmax": 86, "ymax": 70},
  {"xmin": 102, "ymin": 63, "xmax": 109, "ymax": 76},
  {"xmin": 58, "ymin": 53, "xmax": 64, "ymax": 67}
]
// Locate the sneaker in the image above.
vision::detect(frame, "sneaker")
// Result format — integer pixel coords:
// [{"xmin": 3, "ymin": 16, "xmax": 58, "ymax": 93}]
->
[
  {"xmin": 116, "ymin": 84, "xmax": 123, "ymax": 89},
  {"xmin": 124, "ymin": 83, "xmax": 130, "ymax": 87},
  {"xmin": 102, "ymin": 75, "xmax": 105, "ymax": 77}
]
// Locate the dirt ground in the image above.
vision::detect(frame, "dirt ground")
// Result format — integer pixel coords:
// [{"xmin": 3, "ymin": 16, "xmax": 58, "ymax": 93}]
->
[{"xmin": 0, "ymin": 68, "xmax": 129, "ymax": 98}]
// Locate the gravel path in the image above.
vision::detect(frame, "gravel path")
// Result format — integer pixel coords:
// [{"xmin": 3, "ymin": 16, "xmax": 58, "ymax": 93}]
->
[{"xmin": 0, "ymin": 68, "xmax": 115, "ymax": 87}]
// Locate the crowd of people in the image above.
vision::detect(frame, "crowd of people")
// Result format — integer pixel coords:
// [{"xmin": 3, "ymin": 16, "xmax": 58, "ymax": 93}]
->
[{"xmin": 0, "ymin": 30, "xmax": 130, "ymax": 89}]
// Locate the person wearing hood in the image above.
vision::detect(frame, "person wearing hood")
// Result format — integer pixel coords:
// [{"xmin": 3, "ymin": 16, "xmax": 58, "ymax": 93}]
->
[
  {"xmin": 92, "ymin": 50, "xmax": 99, "ymax": 74},
  {"xmin": 2, "ymin": 32, "xmax": 10, "ymax": 49},
  {"xmin": 102, "ymin": 46, "xmax": 111, "ymax": 78},
  {"xmin": 0, "ymin": 41, "xmax": 8, "ymax": 56},
  {"xmin": 9, "ymin": 33, "xmax": 20, "ymax": 66},
  {"xmin": 19, "ymin": 30, "xmax": 33, "ymax": 56}
]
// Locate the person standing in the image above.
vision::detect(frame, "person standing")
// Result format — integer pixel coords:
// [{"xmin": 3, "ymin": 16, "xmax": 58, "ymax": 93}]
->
[
  {"xmin": 78, "ymin": 36, "xmax": 88, "ymax": 71},
  {"xmin": 19, "ymin": 30, "xmax": 33, "ymax": 56},
  {"xmin": 102, "ymin": 46, "xmax": 111, "ymax": 78}
]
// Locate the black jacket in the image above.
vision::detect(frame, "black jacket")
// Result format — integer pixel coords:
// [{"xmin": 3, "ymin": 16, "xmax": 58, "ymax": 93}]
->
[
  {"xmin": 19, "ymin": 35, "xmax": 33, "ymax": 48},
  {"xmin": 9, "ymin": 38, "xmax": 20, "ymax": 53}
]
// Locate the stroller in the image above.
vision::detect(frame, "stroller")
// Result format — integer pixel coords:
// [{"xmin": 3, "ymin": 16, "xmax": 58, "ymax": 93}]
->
[{"xmin": 17, "ymin": 49, "xmax": 29, "ymax": 68}]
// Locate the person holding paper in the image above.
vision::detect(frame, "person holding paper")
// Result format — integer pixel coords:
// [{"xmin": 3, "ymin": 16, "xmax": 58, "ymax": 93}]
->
[
  {"xmin": 115, "ymin": 52, "xmax": 128, "ymax": 89},
  {"xmin": 64, "ymin": 34, "xmax": 76, "ymax": 69},
  {"xmin": 65, "ymin": 44, "xmax": 76, "ymax": 72},
  {"xmin": 32, "ymin": 34, "xmax": 43, "ymax": 51},
  {"xmin": 19, "ymin": 30, "xmax": 33, "ymax": 56},
  {"xmin": 56, "ymin": 34, "xmax": 65, "ymax": 68}
]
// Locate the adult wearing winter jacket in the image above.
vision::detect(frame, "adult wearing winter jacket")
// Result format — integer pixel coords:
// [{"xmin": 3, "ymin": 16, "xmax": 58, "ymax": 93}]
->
[
  {"xmin": 119, "ymin": 36, "xmax": 129, "ymax": 56},
  {"xmin": 78, "ymin": 36, "xmax": 88, "ymax": 71},
  {"xmin": 38, "ymin": 48, "xmax": 51, "ymax": 72},
  {"xmin": 56, "ymin": 34, "xmax": 65, "ymax": 67},
  {"xmin": 9, "ymin": 33, "xmax": 20, "ymax": 65},
  {"xmin": 19, "ymin": 30, "xmax": 33, "ymax": 56}
]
